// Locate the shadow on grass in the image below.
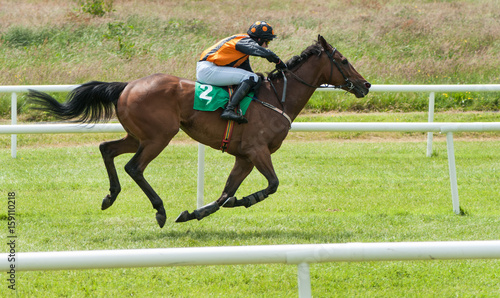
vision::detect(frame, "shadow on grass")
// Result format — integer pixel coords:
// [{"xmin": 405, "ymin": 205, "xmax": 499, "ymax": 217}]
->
[{"xmin": 128, "ymin": 227, "xmax": 357, "ymax": 245}]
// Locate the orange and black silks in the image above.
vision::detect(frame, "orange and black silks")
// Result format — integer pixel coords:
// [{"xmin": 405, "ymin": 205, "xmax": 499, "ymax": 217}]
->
[{"xmin": 199, "ymin": 34, "xmax": 280, "ymax": 72}]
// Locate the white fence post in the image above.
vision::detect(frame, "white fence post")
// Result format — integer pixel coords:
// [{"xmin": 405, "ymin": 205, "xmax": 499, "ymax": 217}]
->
[
  {"xmin": 11, "ymin": 92, "xmax": 17, "ymax": 158},
  {"xmin": 197, "ymin": 143, "xmax": 205, "ymax": 208},
  {"xmin": 297, "ymin": 262, "xmax": 312, "ymax": 298},
  {"xmin": 446, "ymin": 132, "xmax": 461, "ymax": 214},
  {"xmin": 426, "ymin": 92, "xmax": 435, "ymax": 157}
]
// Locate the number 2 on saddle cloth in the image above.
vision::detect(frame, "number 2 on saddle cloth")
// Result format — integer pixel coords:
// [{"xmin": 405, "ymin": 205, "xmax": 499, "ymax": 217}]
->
[{"xmin": 193, "ymin": 82, "xmax": 254, "ymax": 152}]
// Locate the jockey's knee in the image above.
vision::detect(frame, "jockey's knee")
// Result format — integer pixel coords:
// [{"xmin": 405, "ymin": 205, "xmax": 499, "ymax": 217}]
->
[{"xmin": 244, "ymin": 73, "xmax": 260, "ymax": 86}]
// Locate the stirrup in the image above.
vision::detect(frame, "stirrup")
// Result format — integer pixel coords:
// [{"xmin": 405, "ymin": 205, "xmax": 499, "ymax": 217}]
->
[{"xmin": 221, "ymin": 109, "xmax": 248, "ymax": 124}]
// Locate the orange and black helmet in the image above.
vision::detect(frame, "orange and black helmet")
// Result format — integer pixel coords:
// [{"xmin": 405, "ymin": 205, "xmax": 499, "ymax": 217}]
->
[{"xmin": 247, "ymin": 21, "xmax": 277, "ymax": 41}]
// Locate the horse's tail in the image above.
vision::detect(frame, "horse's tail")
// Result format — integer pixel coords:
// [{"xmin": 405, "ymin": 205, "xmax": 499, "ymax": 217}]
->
[{"xmin": 28, "ymin": 81, "xmax": 128, "ymax": 123}]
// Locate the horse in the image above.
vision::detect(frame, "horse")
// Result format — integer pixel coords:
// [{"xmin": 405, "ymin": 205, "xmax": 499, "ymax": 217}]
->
[{"xmin": 28, "ymin": 35, "xmax": 370, "ymax": 228}]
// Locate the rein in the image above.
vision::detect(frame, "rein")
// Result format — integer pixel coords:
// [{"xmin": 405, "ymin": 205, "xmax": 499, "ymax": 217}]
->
[{"xmin": 259, "ymin": 46, "xmax": 355, "ymax": 129}]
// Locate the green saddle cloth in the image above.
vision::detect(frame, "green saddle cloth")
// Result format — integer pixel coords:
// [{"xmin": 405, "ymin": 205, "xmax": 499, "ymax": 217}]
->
[{"xmin": 194, "ymin": 82, "xmax": 253, "ymax": 115}]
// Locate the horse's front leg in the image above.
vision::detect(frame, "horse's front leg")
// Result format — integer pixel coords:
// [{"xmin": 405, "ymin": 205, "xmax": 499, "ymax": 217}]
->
[
  {"xmin": 175, "ymin": 156, "xmax": 254, "ymax": 222},
  {"xmin": 223, "ymin": 148, "xmax": 279, "ymax": 209}
]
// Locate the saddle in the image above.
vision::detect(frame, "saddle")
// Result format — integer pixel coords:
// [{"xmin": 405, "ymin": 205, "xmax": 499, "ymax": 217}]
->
[{"xmin": 193, "ymin": 82, "xmax": 253, "ymax": 115}]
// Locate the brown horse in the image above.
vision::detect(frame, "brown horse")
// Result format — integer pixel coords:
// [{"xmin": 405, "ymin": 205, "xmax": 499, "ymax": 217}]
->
[{"xmin": 28, "ymin": 35, "xmax": 370, "ymax": 228}]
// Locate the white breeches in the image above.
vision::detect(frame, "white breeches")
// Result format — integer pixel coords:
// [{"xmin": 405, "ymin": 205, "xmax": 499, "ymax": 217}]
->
[{"xmin": 196, "ymin": 61, "xmax": 258, "ymax": 86}]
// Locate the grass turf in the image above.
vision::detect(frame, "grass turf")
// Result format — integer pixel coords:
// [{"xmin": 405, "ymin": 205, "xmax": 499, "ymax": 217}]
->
[{"xmin": 1, "ymin": 136, "xmax": 499, "ymax": 296}]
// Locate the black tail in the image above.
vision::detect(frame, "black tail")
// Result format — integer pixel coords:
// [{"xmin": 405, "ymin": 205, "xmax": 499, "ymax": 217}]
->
[{"xmin": 28, "ymin": 81, "xmax": 128, "ymax": 123}]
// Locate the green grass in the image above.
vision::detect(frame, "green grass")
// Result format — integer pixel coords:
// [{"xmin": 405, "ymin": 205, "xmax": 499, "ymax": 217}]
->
[{"xmin": 1, "ymin": 133, "xmax": 499, "ymax": 296}]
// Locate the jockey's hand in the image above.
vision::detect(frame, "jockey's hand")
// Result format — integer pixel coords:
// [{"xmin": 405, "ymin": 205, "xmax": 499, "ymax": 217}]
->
[
  {"xmin": 266, "ymin": 53, "xmax": 280, "ymax": 64},
  {"xmin": 276, "ymin": 60, "xmax": 287, "ymax": 70}
]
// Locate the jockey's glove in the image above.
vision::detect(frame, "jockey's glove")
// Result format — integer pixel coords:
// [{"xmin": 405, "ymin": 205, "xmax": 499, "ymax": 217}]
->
[
  {"xmin": 276, "ymin": 60, "xmax": 287, "ymax": 70},
  {"xmin": 266, "ymin": 52, "xmax": 281, "ymax": 64}
]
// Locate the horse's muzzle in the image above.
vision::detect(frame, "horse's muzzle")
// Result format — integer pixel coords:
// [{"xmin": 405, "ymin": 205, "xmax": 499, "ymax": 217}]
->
[{"xmin": 353, "ymin": 81, "xmax": 371, "ymax": 98}]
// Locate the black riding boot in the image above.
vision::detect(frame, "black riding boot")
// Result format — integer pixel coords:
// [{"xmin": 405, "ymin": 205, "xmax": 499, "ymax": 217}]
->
[{"xmin": 220, "ymin": 79, "xmax": 252, "ymax": 124}]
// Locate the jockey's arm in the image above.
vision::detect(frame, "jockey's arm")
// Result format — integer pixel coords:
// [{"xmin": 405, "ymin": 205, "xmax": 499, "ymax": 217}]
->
[{"xmin": 235, "ymin": 38, "xmax": 281, "ymax": 64}]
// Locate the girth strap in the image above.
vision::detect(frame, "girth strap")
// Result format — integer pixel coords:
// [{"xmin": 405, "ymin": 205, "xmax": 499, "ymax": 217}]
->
[
  {"xmin": 220, "ymin": 87, "xmax": 236, "ymax": 153},
  {"xmin": 220, "ymin": 120, "xmax": 235, "ymax": 152}
]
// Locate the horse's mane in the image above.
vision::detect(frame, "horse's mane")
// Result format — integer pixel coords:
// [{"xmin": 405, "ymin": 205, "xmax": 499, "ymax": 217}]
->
[{"xmin": 268, "ymin": 41, "xmax": 323, "ymax": 80}]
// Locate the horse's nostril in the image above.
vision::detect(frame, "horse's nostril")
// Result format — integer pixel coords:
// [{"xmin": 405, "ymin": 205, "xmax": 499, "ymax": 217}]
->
[{"xmin": 365, "ymin": 82, "xmax": 371, "ymax": 89}]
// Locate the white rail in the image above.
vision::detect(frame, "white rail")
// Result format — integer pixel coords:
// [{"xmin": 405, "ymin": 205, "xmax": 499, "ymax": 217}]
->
[
  {"xmin": 3, "ymin": 84, "xmax": 500, "ymax": 158},
  {"xmin": 1, "ymin": 241, "xmax": 499, "ymax": 297},
  {"xmin": 319, "ymin": 84, "xmax": 500, "ymax": 157},
  {"xmin": 3, "ymin": 121, "xmax": 500, "ymax": 134}
]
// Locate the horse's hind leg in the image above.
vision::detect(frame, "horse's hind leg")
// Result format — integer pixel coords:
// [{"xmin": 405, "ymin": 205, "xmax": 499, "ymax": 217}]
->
[
  {"xmin": 99, "ymin": 134, "xmax": 139, "ymax": 210},
  {"xmin": 124, "ymin": 140, "xmax": 170, "ymax": 228}
]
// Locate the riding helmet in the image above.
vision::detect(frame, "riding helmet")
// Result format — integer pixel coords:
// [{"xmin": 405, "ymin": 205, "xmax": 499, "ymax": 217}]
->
[{"xmin": 247, "ymin": 21, "xmax": 277, "ymax": 41}]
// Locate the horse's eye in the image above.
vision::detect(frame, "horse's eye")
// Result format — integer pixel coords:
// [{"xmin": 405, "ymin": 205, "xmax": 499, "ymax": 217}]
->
[{"xmin": 342, "ymin": 59, "xmax": 349, "ymax": 65}]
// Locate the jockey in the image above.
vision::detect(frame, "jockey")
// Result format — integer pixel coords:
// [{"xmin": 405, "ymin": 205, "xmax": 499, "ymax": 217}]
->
[{"xmin": 196, "ymin": 21, "xmax": 287, "ymax": 124}]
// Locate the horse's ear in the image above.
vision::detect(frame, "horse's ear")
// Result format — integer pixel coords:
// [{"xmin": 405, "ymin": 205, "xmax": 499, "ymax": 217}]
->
[{"xmin": 318, "ymin": 35, "xmax": 329, "ymax": 49}]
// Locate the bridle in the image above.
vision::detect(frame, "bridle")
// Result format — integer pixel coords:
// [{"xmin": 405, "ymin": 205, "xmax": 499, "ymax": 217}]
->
[
  {"xmin": 259, "ymin": 46, "xmax": 356, "ymax": 127},
  {"xmin": 284, "ymin": 47, "xmax": 355, "ymax": 91}
]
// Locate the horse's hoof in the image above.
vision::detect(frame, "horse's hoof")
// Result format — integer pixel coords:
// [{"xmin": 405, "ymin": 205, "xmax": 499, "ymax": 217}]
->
[
  {"xmin": 175, "ymin": 210, "xmax": 189, "ymax": 223},
  {"xmin": 156, "ymin": 211, "xmax": 167, "ymax": 228},
  {"xmin": 222, "ymin": 197, "xmax": 236, "ymax": 208},
  {"xmin": 175, "ymin": 210, "xmax": 190, "ymax": 223},
  {"xmin": 101, "ymin": 195, "xmax": 113, "ymax": 210}
]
